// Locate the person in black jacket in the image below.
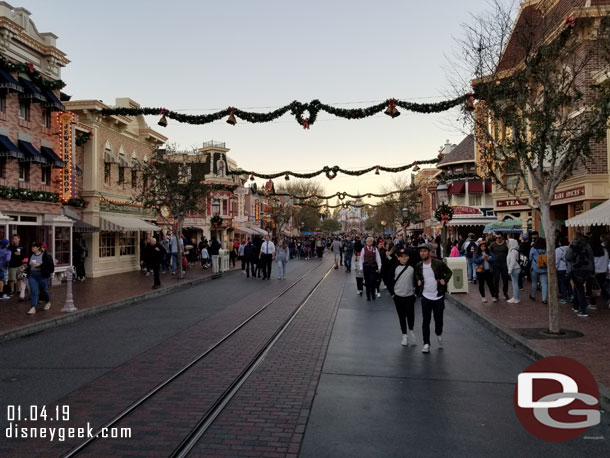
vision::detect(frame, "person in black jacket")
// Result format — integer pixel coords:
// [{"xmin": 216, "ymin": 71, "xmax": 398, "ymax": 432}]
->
[
  {"xmin": 145, "ymin": 237, "xmax": 166, "ymax": 289},
  {"xmin": 26, "ymin": 241, "xmax": 54, "ymax": 315}
]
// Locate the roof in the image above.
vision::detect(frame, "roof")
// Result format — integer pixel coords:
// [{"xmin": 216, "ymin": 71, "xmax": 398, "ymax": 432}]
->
[
  {"xmin": 565, "ymin": 199, "xmax": 610, "ymax": 227},
  {"xmin": 437, "ymin": 135, "xmax": 474, "ymax": 167}
]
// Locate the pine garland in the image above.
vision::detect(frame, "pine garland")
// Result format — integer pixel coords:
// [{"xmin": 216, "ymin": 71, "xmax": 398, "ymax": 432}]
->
[
  {"xmin": 0, "ymin": 185, "xmax": 60, "ymax": 203},
  {"xmin": 99, "ymin": 95, "xmax": 471, "ymax": 129},
  {"xmin": 434, "ymin": 203, "xmax": 454, "ymax": 223},
  {"xmin": 0, "ymin": 56, "xmax": 65, "ymax": 91},
  {"xmin": 261, "ymin": 189, "xmax": 413, "ymax": 200}
]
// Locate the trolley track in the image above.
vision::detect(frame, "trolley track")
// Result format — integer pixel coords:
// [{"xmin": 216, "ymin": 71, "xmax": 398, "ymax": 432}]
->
[{"xmin": 61, "ymin": 259, "xmax": 332, "ymax": 457}]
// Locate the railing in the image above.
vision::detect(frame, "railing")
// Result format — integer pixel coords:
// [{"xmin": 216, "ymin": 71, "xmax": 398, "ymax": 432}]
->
[{"xmin": 201, "ymin": 141, "xmax": 226, "ymax": 149}]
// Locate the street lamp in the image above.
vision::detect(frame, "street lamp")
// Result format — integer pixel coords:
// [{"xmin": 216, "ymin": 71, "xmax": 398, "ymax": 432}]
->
[
  {"xmin": 436, "ymin": 182, "xmax": 449, "ymax": 205},
  {"xmin": 212, "ymin": 199, "xmax": 220, "ymax": 216}
]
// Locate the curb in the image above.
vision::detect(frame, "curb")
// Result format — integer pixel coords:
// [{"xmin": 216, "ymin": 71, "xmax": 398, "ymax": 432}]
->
[
  {"xmin": 447, "ymin": 294, "xmax": 610, "ymax": 412},
  {"xmin": 0, "ymin": 269, "xmax": 238, "ymax": 343}
]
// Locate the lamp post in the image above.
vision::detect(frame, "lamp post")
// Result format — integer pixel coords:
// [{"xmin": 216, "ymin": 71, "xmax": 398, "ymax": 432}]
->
[{"xmin": 436, "ymin": 182, "xmax": 449, "ymax": 249}]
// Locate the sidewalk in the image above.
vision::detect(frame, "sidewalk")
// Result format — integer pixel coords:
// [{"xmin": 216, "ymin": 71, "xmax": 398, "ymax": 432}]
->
[
  {"xmin": 447, "ymin": 282, "xmax": 610, "ymax": 396},
  {"xmin": 0, "ymin": 264, "xmax": 239, "ymax": 342}
]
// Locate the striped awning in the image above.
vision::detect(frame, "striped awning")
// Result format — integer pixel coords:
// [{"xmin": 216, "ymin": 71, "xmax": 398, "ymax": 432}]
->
[
  {"xmin": 235, "ymin": 227, "xmax": 256, "ymax": 235},
  {"xmin": 100, "ymin": 215, "xmax": 158, "ymax": 232},
  {"xmin": 41, "ymin": 146, "xmax": 66, "ymax": 168},
  {"xmin": 18, "ymin": 140, "xmax": 47, "ymax": 164},
  {"xmin": 41, "ymin": 89, "xmax": 64, "ymax": 111},
  {"xmin": 566, "ymin": 200, "xmax": 610, "ymax": 227},
  {"xmin": 18, "ymin": 77, "xmax": 46, "ymax": 103},
  {"xmin": 0, "ymin": 69, "xmax": 22, "ymax": 92},
  {"xmin": 0, "ymin": 135, "xmax": 23, "ymax": 160}
]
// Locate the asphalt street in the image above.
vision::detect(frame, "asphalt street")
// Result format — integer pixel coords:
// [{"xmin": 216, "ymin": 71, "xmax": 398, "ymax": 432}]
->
[{"xmin": 300, "ymin": 278, "xmax": 610, "ymax": 458}]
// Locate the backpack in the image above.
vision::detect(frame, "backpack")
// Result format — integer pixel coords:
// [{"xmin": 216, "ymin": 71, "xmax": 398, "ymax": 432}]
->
[
  {"xmin": 465, "ymin": 241, "xmax": 477, "ymax": 259},
  {"xmin": 572, "ymin": 243, "xmax": 590, "ymax": 269},
  {"xmin": 536, "ymin": 250, "xmax": 547, "ymax": 269}
]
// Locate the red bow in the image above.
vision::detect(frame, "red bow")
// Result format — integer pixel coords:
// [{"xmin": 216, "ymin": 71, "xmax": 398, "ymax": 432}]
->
[
  {"xmin": 566, "ymin": 16, "xmax": 575, "ymax": 29},
  {"xmin": 302, "ymin": 118, "xmax": 310, "ymax": 129},
  {"xmin": 27, "ymin": 62, "xmax": 34, "ymax": 73}
]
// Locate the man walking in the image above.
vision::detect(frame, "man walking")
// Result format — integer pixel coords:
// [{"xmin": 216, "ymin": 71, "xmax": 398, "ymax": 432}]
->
[
  {"xmin": 463, "ymin": 233, "xmax": 477, "ymax": 283},
  {"xmin": 357, "ymin": 236, "xmax": 382, "ymax": 301},
  {"xmin": 415, "ymin": 243, "xmax": 453, "ymax": 353},
  {"xmin": 145, "ymin": 237, "xmax": 166, "ymax": 289},
  {"xmin": 343, "ymin": 236, "xmax": 354, "ymax": 273},
  {"xmin": 7, "ymin": 234, "xmax": 24, "ymax": 296},
  {"xmin": 330, "ymin": 238, "xmax": 342, "ymax": 269},
  {"xmin": 259, "ymin": 235, "xmax": 276, "ymax": 280},
  {"xmin": 489, "ymin": 234, "xmax": 510, "ymax": 300}
]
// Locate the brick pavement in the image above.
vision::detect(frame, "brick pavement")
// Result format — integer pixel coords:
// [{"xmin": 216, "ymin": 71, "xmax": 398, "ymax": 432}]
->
[
  {"xmin": 0, "ymin": 264, "xmax": 239, "ymax": 341},
  {"xmin": 448, "ymin": 282, "xmax": 610, "ymax": 389},
  {"xmin": 0, "ymin": 259, "xmax": 332, "ymax": 458}
]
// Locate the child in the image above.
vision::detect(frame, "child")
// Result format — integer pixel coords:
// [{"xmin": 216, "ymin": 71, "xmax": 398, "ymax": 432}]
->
[
  {"xmin": 200, "ymin": 246, "xmax": 210, "ymax": 269},
  {"xmin": 17, "ymin": 258, "xmax": 28, "ymax": 302},
  {"xmin": 355, "ymin": 253, "xmax": 364, "ymax": 296},
  {"xmin": 388, "ymin": 249, "xmax": 417, "ymax": 346}
]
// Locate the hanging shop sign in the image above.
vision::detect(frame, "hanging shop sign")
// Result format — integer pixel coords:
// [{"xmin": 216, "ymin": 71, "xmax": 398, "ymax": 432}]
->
[
  {"xmin": 497, "ymin": 199, "xmax": 528, "ymax": 208},
  {"xmin": 58, "ymin": 112, "xmax": 75, "ymax": 201},
  {"xmin": 452, "ymin": 206, "xmax": 482, "ymax": 215}
]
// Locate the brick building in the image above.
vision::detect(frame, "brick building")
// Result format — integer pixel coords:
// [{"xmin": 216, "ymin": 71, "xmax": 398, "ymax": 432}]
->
[
  {"xmin": 63, "ymin": 98, "xmax": 167, "ymax": 278},
  {"xmin": 0, "ymin": 3, "xmax": 73, "ymax": 272},
  {"xmin": 475, "ymin": 0, "xmax": 610, "ymax": 238}
]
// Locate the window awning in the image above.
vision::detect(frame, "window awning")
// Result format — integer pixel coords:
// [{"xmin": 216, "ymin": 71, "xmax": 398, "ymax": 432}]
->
[
  {"xmin": 0, "ymin": 135, "xmax": 24, "ymax": 160},
  {"xmin": 40, "ymin": 146, "xmax": 66, "ymax": 168},
  {"xmin": 100, "ymin": 215, "xmax": 158, "ymax": 232},
  {"xmin": 104, "ymin": 150, "xmax": 117, "ymax": 163},
  {"xmin": 41, "ymin": 89, "xmax": 64, "ymax": 111},
  {"xmin": 18, "ymin": 77, "xmax": 46, "ymax": 103},
  {"xmin": 118, "ymin": 155, "xmax": 131, "ymax": 167},
  {"xmin": 485, "ymin": 180, "xmax": 492, "ymax": 193},
  {"xmin": 70, "ymin": 218, "xmax": 100, "ymax": 233},
  {"xmin": 235, "ymin": 227, "xmax": 256, "ymax": 235},
  {"xmin": 18, "ymin": 140, "xmax": 47, "ymax": 164},
  {"xmin": 447, "ymin": 217, "xmax": 498, "ymax": 227},
  {"xmin": 566, "ymin": 199, "xmax": 610, "ymax": 227},
  {"xmin": 0, "ymin": 69, "xmax": 22, "ymax": 92},
  {"xmin": 250, "ymin": 226, "xmax": 269, "ymax": 236},
  {"xmin": 449, "ymin": 181, "xmax": 465, "ymax": 194},
  {"xmin": 468, "ymin": 180, "xmax": 483, "ymax": 193}
]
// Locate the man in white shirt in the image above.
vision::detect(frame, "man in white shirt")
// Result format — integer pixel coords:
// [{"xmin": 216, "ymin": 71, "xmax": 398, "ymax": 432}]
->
[
  {"xmin": 357, "ymin": 237, "xmax": 382, "ymax": 301},
  {"xmin": 259, "ymin": 235, "xmax": 276, "ymax": 280},
  {"xmin": 414, "ymin": 243, "xmax": 453, "ymax": 353}
]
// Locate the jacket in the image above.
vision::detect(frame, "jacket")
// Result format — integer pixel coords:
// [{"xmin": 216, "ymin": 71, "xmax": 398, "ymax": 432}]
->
[
  {"xmin": 414, "ymin": 258, "xmax": 453, "ymax": 297},
  {"xmin": 358, "ymin": 246, "xmax": 382, "ymax": 271},
  {"xmin": 276, "ymin": 247, "xmax": 289, "ymax": 262},
  {"xmin": 26, "ymin": 252, "xmax": 54, "ymax": 278},
  {"xmin": 507, "ymin": 239, "xmax": 520, "ymax": 274},
  {"xmin": 0, "ymin": 247, "xmax": 11, "ymax": 270},
  {"xmin": 529, "ymin": 247, "xmax": 547, "ymax": 274},
  {"xmin": 565, "ymin": 241, "xmax": 594, "ymax": 273},
  {"xmin": 473, "ymin": 250, "xmax": 495, "ymax": 272}
]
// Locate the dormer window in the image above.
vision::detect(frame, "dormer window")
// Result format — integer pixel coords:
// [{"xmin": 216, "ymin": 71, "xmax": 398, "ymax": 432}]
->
[{"xmin": 217, "ymin": 159, "xmax": 225, "ymax": 177}]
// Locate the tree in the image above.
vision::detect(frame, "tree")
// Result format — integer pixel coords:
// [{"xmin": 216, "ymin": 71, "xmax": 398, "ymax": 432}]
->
[
  {"xmin": 134, "ymin": 145, "xmax": 225, "ymax": 278},
  {"xmin": 455, "ymin": 1, "xmax": 610, "ymax": 332},
  {"xmin": 319, "ymin": 218, "xmax": 342, "ymax": 234},
  {"xmin": 276, "ymin": 180, "xmax": 325, "ymax": 232},
  {"xmin": 367, "ymin": 177, "xmax": 422, "ymax": 232}
]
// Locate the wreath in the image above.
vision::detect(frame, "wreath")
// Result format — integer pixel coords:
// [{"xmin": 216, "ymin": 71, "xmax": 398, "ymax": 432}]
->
[
  {"xmin": 210, "ymin": 215, "xmax": 223, "ymax": 227},
  {"xmin": 434, "ymin": 203, "xmax": 454, "ymax": 225}
]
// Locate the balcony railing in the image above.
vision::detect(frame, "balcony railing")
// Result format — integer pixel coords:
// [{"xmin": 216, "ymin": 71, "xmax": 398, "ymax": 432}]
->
[{"xmin": 201, "ymin": 141, "xmax": 226, "ymax": 149}]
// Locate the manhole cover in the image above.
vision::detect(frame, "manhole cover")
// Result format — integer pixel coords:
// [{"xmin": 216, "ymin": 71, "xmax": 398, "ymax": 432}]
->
[{"xmin": 512, "ymin": 328, "xmax": 584, "ymax": 340}]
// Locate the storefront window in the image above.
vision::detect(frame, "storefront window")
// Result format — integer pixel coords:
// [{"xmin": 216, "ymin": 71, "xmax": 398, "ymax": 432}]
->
[
  {"xmin": 222, "ymin": 199, "xmax": 228, "ymax": 216},
  {"xmin": 119, "ymin": 231, "xmax": 136, "ymax": 256},
  {"xmin": 54, "ymin": 226, "xmax": 71, "ymax": 266},
  {"xmin": 469, "ymin": 194, "xmax": 482, "ymax": 207},
  {"xmin": 99, "ymin": 231, "xmax": 116, "ymax": 257},
  {"xmin": 118, "ymin": 166, "xmax": 125, "ymax": 185},
  {"xmin": 104, "ymin": 163, "xmax": 111, "ymax": 185}
]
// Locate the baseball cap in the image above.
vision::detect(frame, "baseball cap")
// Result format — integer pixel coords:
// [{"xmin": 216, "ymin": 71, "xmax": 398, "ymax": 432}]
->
[
  {"xmin": 0, "ymin": 239, "xmax": 8, "ymax": 247},
  {"xmin": 419, "ymin": 243, "xmax": 431, "ymax": 251},
  {"xmin": 397, "ymin": 248, "xmax": 409, "ymax": 256}
]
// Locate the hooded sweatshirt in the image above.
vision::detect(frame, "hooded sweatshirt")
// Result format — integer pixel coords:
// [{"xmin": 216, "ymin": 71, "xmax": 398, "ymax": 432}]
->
[{"xmin": 507, "ymin": 238, "xmax": 520, "ymax": 274}]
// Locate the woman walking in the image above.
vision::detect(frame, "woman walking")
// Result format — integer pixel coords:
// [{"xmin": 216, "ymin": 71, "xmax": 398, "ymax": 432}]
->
[
  {"xmin": 529, "ymin": 237, "xmax": 549, "ymax": 304},
  {"xmin": 473, "ymin": 241, "xmax": 496, "ymax": 302},
  {"xmin": 388, "ymin": 249, "xmax": 417, "ymax": 346},
  {"xmin": 507, "ymin": 238, "xmax": 521, "ymax": 303},
  {"xmin": 276, "ymin": 241, "xmax": 289, "ymax": 279},
  {"xmin": 26, "ymin": 242, "xmax": 54, "ymax": 314}
]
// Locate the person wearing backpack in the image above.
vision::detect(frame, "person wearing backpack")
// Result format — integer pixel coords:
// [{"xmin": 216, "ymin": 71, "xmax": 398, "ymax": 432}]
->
[
  {"xmin": 555, "ymin": 237, "xmax": 572, "ymax": 304},
  {"xmin": 26, "ymin": 241, "xmax": 54, "ymax": 315},
  {"xmin": 565, "ymin": 232, "xmax": 595, "ymax": 316},
  {"xmin": 473, "ymin": 240, "xmax": 496, "ymax": 302},
  {"xmin": 529, "ymin": 237, "xmax": 548, "ymax": 304},
  {"xmin": 464, "ymin": 233, "xmax": 478, "ymax": 284}
]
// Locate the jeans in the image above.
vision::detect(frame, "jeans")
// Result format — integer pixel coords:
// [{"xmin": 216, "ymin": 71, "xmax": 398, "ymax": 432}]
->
[
  {"xmin": 510, "ymin": 267, "xmax": 521, "ymax": 300},
  {"xmin": 28, "ymin": 272, "xmax": 49, "ymax": 308},
  {"xmin": 170, "ymin": 253, "xmax": 178, "ymax": 273},
  {"xmin": 476, "ymin": 270, "xmax": 495, "ymax": 298},
  {"xmin": 492, "ymin": 263, "xmax": 510, "ymax": 298},
  {"xmin": 421, "ymin": 296, "xmax": 445, "ymax": 345},
  {"xmin": 277, "ymin": 260, "xmax": 287, "ymax": 278},
  {"xmin": 557, "ymin": 270, "xmax": 572, "ymax": 301},
  {"xmin": 466, "ymin": 257, "xmax": 474, "ymax": 281},
  {"xmin": 344, "ymin": 253, "xmax": 353, "ymax": 272},
  {"xmin": 531, "ymin": 270, "xmax": 548, "ymax": 302},
  {"xmin": 393, "ymin": 295, "xmax": 416, "ymax": 334}
]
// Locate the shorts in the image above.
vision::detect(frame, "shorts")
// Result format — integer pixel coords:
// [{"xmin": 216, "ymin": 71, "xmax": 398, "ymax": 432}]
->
[
  {"xmin": 0, "ymin": 268, "xmax": 6, "ymax": 282},
  {"xmin": 7, "ymin": 267, "xmax": 19, "ymax": 282}
]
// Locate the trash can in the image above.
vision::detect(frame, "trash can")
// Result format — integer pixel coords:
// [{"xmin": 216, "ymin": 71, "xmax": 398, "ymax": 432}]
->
[{"xmin": 444, "ymin": 257, "xmax": 468, "ymax": 293}]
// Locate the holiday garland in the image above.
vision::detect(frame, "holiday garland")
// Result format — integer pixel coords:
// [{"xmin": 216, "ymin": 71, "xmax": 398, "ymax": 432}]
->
[
  {"xmin": 0, "ymin": 56, "xmax": 65, "ymax": 91},
  {"xmin": 259, "ymin": 189, "xmax": 414, "ymax": 200},
  {"xmin": 210, "ymin": 215, "xmax": 223, "ymax": 227},
  {"xmin": 293, "ymin": 202, "xmax": 382, "ymax": 209},
  {"xmin": 99, "ymin": 95, "xmax": 473, "ymax": 129},
  {"xmin": 235, "ymin": 157, "xmax": 440, "ymax": 181},
  {"xmin": 434, "ymin": 203, "xmax": 454, "ymax": 224},
  {"xmin": 64, "ymin": 197, "xmax": 87, "ymax": 208},
  {"xmin": 75, "ymin": 131, "xmax": 92, "ymax": 147},
  {"xmin": 0, "ymin": 185, "xmax": 60, "ymax": 203}
]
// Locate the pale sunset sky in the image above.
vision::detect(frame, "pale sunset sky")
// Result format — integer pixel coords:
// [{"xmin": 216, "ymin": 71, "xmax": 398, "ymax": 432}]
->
[{"xmin": 20, "ymin": 0, "xmax": 495, "ymax": 200}]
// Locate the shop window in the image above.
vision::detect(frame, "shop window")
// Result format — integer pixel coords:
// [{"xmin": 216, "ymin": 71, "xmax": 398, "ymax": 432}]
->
[
  {"xmin": 119, "ymin": 231, "xmax": 136, "ymax": 256},
  {"xmin": 118, "ymin": 166, "xmax": 125, "ymax": 185},
  {"xmin": 18, "ymin": 99, "xmax": 30, "ymax": 121},
  {"xmin": 222, "ymin": 199, "xmax": 228, "ymax": 216},
  {"xmin": 0, "ymin": 94, "xmax": 6, "ymax": 113},
  {"xmin": 469, "ymin": 194, "xmax": 482, "ymax": 207},
  {"xmin": 19, "ymin": 162, "xmax": 30, "ymax": 181},
  {"xmin": 99, "ymin": 231, "xmax": 116, "ymax": 257},
  {"xmin": 43, "ymin": 109, "xmax": 51, "ymax": 128},
  {"xmin": 0, "ymin": 157, "xmax": 5, "ymax": 178},
  {"xmin": 131, "ymin": 169, "xmax": 137, "ymax": 187},
  {"xmin": 54, "ymin": 226, "xmax": 70, "ymax": 265},
  {"xmin": 104, "ymin": 163, "xmax": 111, "ymax": 185},
  {"xmin": 217, "ymin": 160, "xmax": 225, "ymax": 177},
  {"xmin": 41, "ymin": 165, "xmax": 51, "ymax": 184}
]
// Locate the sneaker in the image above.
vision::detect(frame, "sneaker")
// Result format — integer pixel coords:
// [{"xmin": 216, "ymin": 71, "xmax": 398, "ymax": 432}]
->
[
  {"xmin": 145, "ymin": 271, "xmax": 150, "ymax": 277},
  {"xmin": 401, "ymin": 335, "xmax": 408, "ymax": 346},
  {"xmin": 377, "ymin": 292, "xmax": 381, "ymax": 298},
  {"xmin": 512, "ymin": 299, "xmax": 521, "ymax": 304},
  {"xmin": 507, "ymin": 298, "xmax": 515, "ymax": 303},
  {"xmin": 481, "ymin": 297, "xmax": 488, "ymax": 303},
  {"xmin": 172, "ymin": 271, "xmax": 176, "ymax": 275},
  {"xmin": 43, "ymin": 302, "xmax": 51, "ymax": 310},
  {"xmin": 577, "ymin": 312, "xmax": 589, "ymax": 317},
  {"xmin": 278, "ymin": 277, "xmax": 282, "ymax": 279},
  {"xmin": 491, "ymin": 297, "xmax": 497, "ymax": 302},
  {"xmin": 559, "ymin": 299, "xmax": 568, "ymax": 304},
  {"xmin": 422, "ymin": 344, "xmax": 430, "ymax": 353},
  {"xmin": 589, "ymin": 304, "xmax": 597, "ymax": 310},
  {"xmin": 436, "ymin": 335, "xmax": 443, "ymax": 348},
  {"xmin": 0, "ymin": 294, "xmax": 9, "ymax": 300},
  {"xmin": 408, "ymin": 330, "xmax": 416, "ymax": 345},
  {"xmin": 27, "ymin": 307, "xmax": 36, "ymax": 315},
  {"xmin": 529, "ymin": 295, "xmax": 536, "ymax": 302},
  {"xmin": 356, "ymin": 291, "xmax": 361, "ymax": 295}
]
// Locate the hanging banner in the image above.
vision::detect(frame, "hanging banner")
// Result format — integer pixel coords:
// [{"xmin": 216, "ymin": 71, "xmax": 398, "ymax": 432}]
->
[{"xmin": 58, "ymin": 112, "xmax": 75, "ymax": 201}]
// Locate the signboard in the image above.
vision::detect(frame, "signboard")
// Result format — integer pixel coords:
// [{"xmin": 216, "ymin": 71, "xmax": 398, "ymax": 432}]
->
[
  {"xmin": 553, "ymin": 186, "xmax": 585, "ymax": 202},
  {"xmin": 58, "ymin": 112, "xmax": 75, "ymax": 201},
  {"xmin": 497, "ymin": 199, "xmax": 528, "ymax": 208},
  {"xmin": 452, "ymin": 206, "xmax": 482, "ymax": 215},
  {"xmin": 255, "ymin": 200, "xmax": 260, "ymax": 221}
]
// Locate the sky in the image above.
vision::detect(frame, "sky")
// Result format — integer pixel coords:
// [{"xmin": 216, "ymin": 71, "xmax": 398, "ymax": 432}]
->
[{"xmin": 20, "ymin": 0, "xmax": 494, "ymax": 201}]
